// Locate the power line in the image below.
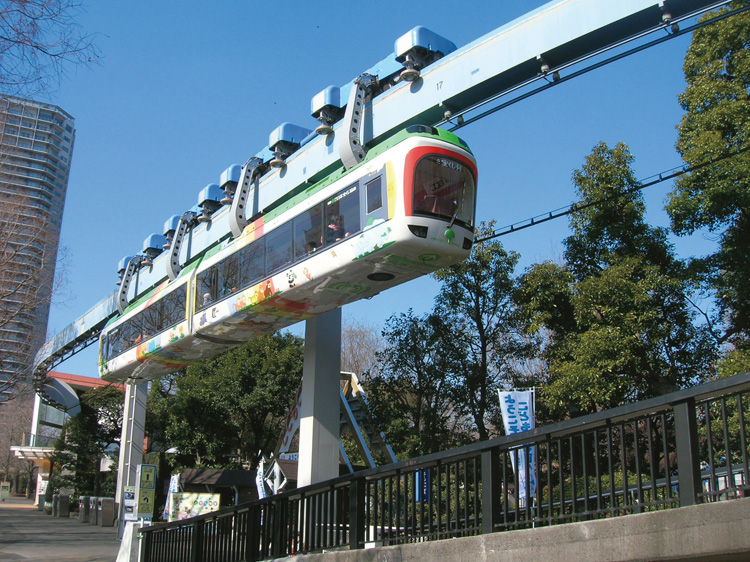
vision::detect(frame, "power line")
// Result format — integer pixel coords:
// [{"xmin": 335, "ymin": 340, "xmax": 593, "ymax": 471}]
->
[{"xmin": 476, "ymin": 144, "xmax": 750, "ymax": 243}]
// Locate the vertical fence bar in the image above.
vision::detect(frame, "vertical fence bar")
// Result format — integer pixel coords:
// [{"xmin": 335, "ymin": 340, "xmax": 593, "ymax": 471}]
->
[
  {"xmin": 481, "ymin": 447, "xmax": 500, "ymax": 535},
  {"xmin": 191, "ymin": 520, "xmax": 204, "ymax": 562},
  {"xmin": 349, "ymin": 479, "xmax": 366, "ymax": 550},
  {"xmin": 673, "ymin": 398, "xmax": 701, "ymax": 507},
  {"xmin": 633, "ymin": 419, "xmax": 643, "ymax": 513},
  {"xmin": 738, "ymin": 393, "xmax": 749, "ymax": 491}
]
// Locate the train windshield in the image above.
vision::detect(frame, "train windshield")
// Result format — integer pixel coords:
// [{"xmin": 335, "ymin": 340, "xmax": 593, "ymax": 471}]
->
[{"xmin": 412, "ymin": 155, "xmax": 475, "ymax": 228}]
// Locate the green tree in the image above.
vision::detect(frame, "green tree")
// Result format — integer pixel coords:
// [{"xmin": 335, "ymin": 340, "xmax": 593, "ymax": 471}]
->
[
  {"xmin": 148, "ymin": 333, "xmax": 303, "ymax": 469},
  {"xmin": 666, "ymin": 3, "xmax": 750, "ymax": 346},
  {"xmin": 517, "ymin": 143, "xmax": 716, "ymax": 420},
  {"xmin": 48, "ymin": 385, "xmax": 124, "ymax": 498},
  {"xmin": 432, "ymin": 223, "xmax": 531, "ymax": 441},
  {"xmin": 367, "ymin": 310, "xmax": 468, "ymax": 458}
]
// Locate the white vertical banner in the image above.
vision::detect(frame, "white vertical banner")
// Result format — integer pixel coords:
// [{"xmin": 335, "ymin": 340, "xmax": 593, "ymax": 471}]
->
[
  {"xmin": 256, "ymin": 458, "xmax": 267, "ymax": 500},
  {"xmin": 498, "ymin": 390, "xmax": 537, "ymax": 504}
]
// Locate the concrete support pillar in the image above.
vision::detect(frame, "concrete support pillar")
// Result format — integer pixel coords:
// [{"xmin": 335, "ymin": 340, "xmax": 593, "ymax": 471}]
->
[
  {"xmin": 115, "ymin": 382, "xmax": 147, "ymax": 533},
  {"xmin": 297, "ymin": 308, "xmax": 342, "ymax": 487}
]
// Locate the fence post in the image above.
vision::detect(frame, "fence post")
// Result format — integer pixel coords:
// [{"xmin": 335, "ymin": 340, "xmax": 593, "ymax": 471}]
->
[
  {"xmin": 673, "ymin": 398, "xmax": 702, "ymax": 507},
  {"xmin": 141, "ymin": 529, "xmax": 151, "ymax": 562},
  {"xmin": 244, "ymin": 506, "xmax": 259, "ymax": 562},
  {"xmin": 271, "ymin": 498, "xmax": 285, "ymax": 558},
  {"xmin": 191, "ymin": 520, "xmax": 204, "ymax": 562},
  {"xmin": 349, "ymin": 478, "xmax": 366, "ymax": 550},
  {"xmin": 482, "ymin": 447, "xmax": 500, "ymax": 535}
]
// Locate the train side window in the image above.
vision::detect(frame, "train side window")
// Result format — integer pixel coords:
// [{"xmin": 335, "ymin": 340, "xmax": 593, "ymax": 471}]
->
[
  {"xmin": 326, "ymin": 184, "xmax": 360, "ymax": 245},
  {"xmin": 163, "ymin": 285, "xmax": 186, "ymax": 327},
  {"xmin": 294, "ymin": 203, "xmax": 324, "ymax": 259},
  {"xmin": 239, "ymin": 237, "xmax": 265, "ymax": 287},
  {"xmin": 265, "ymin": 221, "xmax": 292, "ymax": 274},
  {"xmin": 366, "ymin": 176, "xmax": 383, "ymax": 214},
  {"xmin": 219, "ymin": 255, "xmax": 240, "ymax": 296},
  {"xmin": 196, "ymin": 267, "xmax": 219, "ymax": 309}
]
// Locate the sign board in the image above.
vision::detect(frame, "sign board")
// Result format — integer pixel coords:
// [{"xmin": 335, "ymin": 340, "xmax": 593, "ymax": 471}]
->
[
  {"xmin": 139, "ymin": 464, "xmax": 157, "ymax": 489},
  {"xmin": 122, "ymin": 486, "xmax": 137, "ymax": 521},
  {"xmin": 135, "ymin": 464, "xmax": 158, "ymax": 521},
  {"xmin": 0, "ymin": 482, "xmax": 10, "ymax": 501},
  {"xmin": 167, "ymin": 493, "xmax": 220, "ymax": 522}
]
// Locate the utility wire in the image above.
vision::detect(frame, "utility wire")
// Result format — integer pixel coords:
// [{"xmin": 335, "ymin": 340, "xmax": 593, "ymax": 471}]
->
[
  {"xmin": 444, "ymin": 2, "xmax": 749, "ymax": 132},
  {"xmin": 476, "ymin": 144, "xmax": 750, "ymax": 243}
]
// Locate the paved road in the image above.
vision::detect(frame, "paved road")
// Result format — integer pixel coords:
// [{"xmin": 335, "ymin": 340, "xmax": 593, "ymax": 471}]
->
[{"xmin": 0, "ymin": 496, "xmax": 122, "ymax": 562}]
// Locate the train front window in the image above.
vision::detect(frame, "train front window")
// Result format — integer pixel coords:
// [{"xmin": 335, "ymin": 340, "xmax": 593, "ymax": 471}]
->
[{"xmin": 412, "ymin": 155, "xmax": 475, "ymax": 227}]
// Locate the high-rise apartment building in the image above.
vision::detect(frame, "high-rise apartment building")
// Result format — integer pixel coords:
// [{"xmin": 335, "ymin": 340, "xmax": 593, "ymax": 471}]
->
[{"xmin": 0, "ymin": 97, "xmax": 75, "ymax": 399}]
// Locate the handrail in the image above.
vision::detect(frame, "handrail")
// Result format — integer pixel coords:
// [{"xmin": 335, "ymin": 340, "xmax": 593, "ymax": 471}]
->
[{"xmin": 141, "ymin": 373, "xmax": 750, "ymax": 561}]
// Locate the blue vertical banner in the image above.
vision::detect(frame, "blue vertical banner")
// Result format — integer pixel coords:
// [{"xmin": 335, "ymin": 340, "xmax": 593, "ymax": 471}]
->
[
  {"xmin": 415, "ymin": 469, "xmax": 430, "ymax": 503},
  {"xmin": 498, "ymin": 390, "xmax": 537, "ymax": 505}
]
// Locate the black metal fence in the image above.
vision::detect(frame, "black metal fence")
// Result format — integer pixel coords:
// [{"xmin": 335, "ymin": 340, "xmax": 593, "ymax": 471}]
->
[{"xmin": 141, "ymin": 373, "xmax": 750, "ymax": 561}]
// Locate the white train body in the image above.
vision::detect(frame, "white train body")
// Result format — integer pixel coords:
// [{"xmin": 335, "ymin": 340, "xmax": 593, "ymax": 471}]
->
[{"xmin": 99, "ymin": 127, "xmax": 477, "ymax": 382}]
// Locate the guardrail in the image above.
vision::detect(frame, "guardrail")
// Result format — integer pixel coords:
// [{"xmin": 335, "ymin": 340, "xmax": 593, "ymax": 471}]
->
[{"xmin": 140, "ymin": 372, "xmax": 750, "ymax": 561}]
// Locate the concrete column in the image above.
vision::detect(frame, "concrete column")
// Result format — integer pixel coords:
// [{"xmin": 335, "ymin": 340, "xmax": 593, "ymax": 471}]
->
[
  {"xmin": 115, "ymin": 382, "xmax": 147, "ymax": 534},
  {"xmin": 297, "ymin": 308, "xmax": 342, "ymax": 487}
]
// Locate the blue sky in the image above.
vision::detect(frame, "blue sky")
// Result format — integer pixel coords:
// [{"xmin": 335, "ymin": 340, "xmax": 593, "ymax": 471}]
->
[{"xmin": 43, "ymin": 1, "xmax": 714, "ymax": 377}]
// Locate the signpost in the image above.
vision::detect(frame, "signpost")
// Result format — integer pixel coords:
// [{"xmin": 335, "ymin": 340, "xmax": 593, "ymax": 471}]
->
[{"xmin": 136, "ymin": 464, "xmax": 157, "ymax": 522}]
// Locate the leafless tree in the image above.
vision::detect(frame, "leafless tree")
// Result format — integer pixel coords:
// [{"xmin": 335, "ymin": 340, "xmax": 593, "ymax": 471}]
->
[
  {"xmin": 0, "ymin": 0, "xmax": 99, "ymax": 97},
  {"xmin": 0, "ymin": 137, "xmax": 66, "ymax": 399},
  {"xmin": 341, "ymin": 317, "xmax": 384, "ymax": 379},
  {"xmin": 0, "ymin": 387, "xmax": 35, "ymax": 493}
]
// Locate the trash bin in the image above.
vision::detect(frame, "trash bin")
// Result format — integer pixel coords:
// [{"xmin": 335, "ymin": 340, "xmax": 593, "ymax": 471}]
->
[
  {"xmin": 52, "ymin": 494, "xmax": 59, "ymax": 517},
  {"xmin": 89, "ymin": 496, "xmax": 99, "ymax": 526},
  {"xmin": 98, "ymin": 497, "xmax": 115, "ymax": 527},
  {"xmin": 79, "ymin": 496, "xmax": 90, "ymax": 523},
  {"xmin": 58, "ymin": 495, "xmax": 70, "ymax": 517},
  {"xmin": 37, "ymin": 494, "xmax": 45, "ymax": 511}
]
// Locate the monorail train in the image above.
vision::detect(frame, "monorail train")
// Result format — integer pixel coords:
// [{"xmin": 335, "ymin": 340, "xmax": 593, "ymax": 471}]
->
[{"xmin": 98, "ymin": 126, "xmax": 477, "ymax": 382}]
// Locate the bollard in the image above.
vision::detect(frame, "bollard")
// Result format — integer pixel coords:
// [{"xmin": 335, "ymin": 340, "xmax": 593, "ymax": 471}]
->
[
  {"xmin": 79, "ymin": 496, "xmax": 90, "ymax": 523},
  {"xmin": 99, "ymin": 497, "xmax": 115, "ymax": 527},
  {"xmin": 58, "ymin": 495, "xmax": 70, "ymax": 517},
  {"xmin": 89, "ymin": 497, "xmax": 99, "ymax": 526}
]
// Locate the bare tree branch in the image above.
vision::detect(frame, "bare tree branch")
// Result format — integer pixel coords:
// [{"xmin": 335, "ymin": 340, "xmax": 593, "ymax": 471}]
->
[{"xmin": 0, "ymin": 0, "xmax": 100, "ymax": 97}]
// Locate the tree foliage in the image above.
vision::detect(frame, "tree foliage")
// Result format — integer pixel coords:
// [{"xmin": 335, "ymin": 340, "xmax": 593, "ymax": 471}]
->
[
  {"xmin": 432, "ymin": 223, "xmax": 531, "ymax": 440},
  {"xmin": 48, "ymin": 384, "xmax": 124, "ymax": 498},
  {"xmin": 147, "ymin": 333, "xmax": 304, "ymax": 470},
  {"xmin": 516, "ymin": 143, "xmax": 717, "ymax": 419},
  {"xmin": 367, "ymin": 310, "xmax": 468, "ymax": 458},
  {"xmin": 667, "ymin": 3, "xmax": 750, "ymax": 345}
]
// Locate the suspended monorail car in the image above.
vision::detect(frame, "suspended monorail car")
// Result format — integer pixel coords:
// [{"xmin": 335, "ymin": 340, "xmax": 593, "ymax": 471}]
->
[{"xmin": 98, "ymin": 126, "xmax": 477, "ymax": 382}]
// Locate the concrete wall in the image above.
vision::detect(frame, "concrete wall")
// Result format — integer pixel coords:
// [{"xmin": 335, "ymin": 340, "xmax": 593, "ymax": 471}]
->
[{"xmin": 279, "ymin": 498, "xmax": 750, "ymax": 562}]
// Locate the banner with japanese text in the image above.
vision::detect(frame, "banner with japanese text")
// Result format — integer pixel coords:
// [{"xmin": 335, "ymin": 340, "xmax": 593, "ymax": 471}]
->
[{"xmin": 498, "ymin": 390, "xmax": 537, "ymax": 504}]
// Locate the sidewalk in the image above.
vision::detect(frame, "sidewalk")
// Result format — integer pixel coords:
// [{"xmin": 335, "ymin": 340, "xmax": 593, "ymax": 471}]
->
[{"xmin": 0, "ymin": 495, "xmax": 122, "ymax": 562}]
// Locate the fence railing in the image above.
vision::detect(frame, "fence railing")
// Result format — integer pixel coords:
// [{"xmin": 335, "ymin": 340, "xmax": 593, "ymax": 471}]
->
[{"xmin": 140, "ymin": 372, "xmax": 750, "ymax": 562}]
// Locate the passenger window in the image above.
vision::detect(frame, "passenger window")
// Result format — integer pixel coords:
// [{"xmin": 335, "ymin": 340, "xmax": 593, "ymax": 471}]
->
[
  {"xmin": 325, "ymin": 185, "xmax": 360, "ymax": 245},
  {"xmin": 366, "ymin": 176, "xmax": 383, "ymax": 214},
  {"xmin": 239, "ymin": 238, "xmax": 265, "ymax": 288},
  {"xmin": 294, "ymin": 203, "xmax": 324, "ymax": 259},
  {"xmin": 197, "ymin": 267, "xmax": 218, "ymax": 309},
  {"xmin": 219, "ymin": 255, "xmax": 241, "ymax": 296},
  {"xmin": 266, "ymin": 221, "xmax": 293, "ymax": 273}
]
